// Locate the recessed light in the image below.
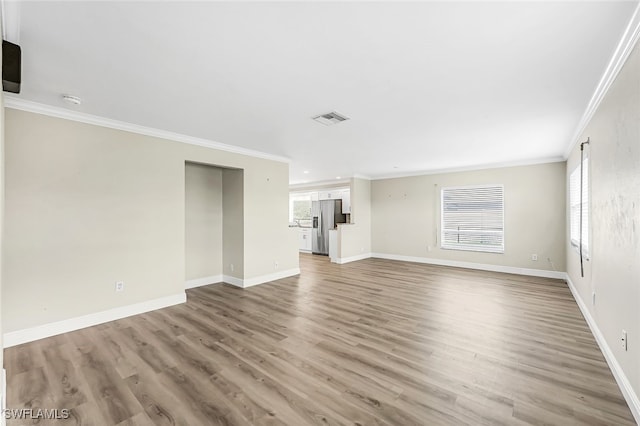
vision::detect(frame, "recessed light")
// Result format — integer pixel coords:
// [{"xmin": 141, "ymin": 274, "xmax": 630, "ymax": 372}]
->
[
  {"xmin": 336, "ymin": 176, "xmax": 341, "ymax": 179},
  {"xmin": 62, "ymin": 94, "xmax": 82, "ymax": 105},
  {"xmin": 393, "ymin": 166, "xmax": 399, "ymax": 169},
  {"xmin": 303, "ymin": 171, "xmax": 309, "ymax": 174}
]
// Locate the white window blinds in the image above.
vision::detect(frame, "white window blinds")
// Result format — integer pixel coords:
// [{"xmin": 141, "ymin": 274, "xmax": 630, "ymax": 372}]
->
[
  {"xmin": 569, "ymin": 158, "xmax": 589, "ymax": 256},
  {"xmin": 441, "ymin": 185, "xmax": 504, "ymax": 253}
]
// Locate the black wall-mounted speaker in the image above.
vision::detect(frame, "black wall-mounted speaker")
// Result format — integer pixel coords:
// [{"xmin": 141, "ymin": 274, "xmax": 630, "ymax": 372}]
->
[{"xmin": 3, "ymin": 40, "xmax": 21, "ymax": 94}]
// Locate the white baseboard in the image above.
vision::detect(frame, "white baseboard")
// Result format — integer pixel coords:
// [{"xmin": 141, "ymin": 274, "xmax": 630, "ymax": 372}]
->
[
  {"xmin": 3, "ymin": 292, "xmax": 186, "ymax": 348},
  {"xmin": 371, "ymin": 252, "xmax": 565, "ymax": 279},
  {"xmin": 565, "ymin": 274, "xmax": 640, "ymax": 424},
  {"xmin": 222, "ymin": 274, "xmax": 244, "ymax": 288},
  {"xmin": 243, "ymin": 268, "xmax": 300, "ymax": 287},
  {"xmin": 334, "ymin": 253, "xmax": 372, "ymax": 264},
  {"xmin": 185, "ymin": 274, "xmax": 223, "ymax": 289},
  {"xmin": 224, "ymin": 268, "xmax": 301, "ymax": 288},
  {"xmin": 366, "ymin": 253, "xmax": 638, "ymax": 421}
]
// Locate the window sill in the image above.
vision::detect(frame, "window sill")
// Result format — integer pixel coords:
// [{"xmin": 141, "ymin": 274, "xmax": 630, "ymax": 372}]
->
[{"xmin": 441, "ymin": 245, "xmax": 504, "ymax": 254}]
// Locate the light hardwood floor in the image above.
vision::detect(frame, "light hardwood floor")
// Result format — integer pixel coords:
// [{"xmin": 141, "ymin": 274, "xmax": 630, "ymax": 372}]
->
[{"xmin": 5, "ymin": 254, "xmax": 636, "ymax": 425}]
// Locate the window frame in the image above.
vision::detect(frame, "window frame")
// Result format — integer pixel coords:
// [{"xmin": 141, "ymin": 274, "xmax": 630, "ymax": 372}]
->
[
  {"xmin": 440, "ymin": 184, "xmax": 505, "ymax": 254},
  {"xmin": 289, "ymin": 192, "xmax": 313, "ymax": 224},
  {"xmin": 569, "ymin": 158, "xmax": 589, "ymax": 259}
]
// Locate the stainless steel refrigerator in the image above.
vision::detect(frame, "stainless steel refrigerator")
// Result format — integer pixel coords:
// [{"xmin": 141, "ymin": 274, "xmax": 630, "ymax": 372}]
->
[{"xmin": 312, "ymin": 199, "xmax": 346, "ymax": 255}]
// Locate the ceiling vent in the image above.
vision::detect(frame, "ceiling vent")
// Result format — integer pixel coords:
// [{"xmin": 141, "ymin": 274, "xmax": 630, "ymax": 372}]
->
[{"xmin": 312, "ymin": 111, "xmax": 349, "ymax": 126}]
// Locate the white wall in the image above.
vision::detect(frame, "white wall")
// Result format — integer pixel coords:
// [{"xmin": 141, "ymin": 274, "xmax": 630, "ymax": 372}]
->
[
  {"xmin": 185, "ymin": 163, "xmax": 223, "ymax": 281},
  {"xmin": 0, "ymin": 46, "xmax": 4, "ymax": 367},
  {"xmin": 371, "ymin": 162, "xmax": 566, "ymax": 273},
  {"xmin": 338, "ymin": 178, "xmax": 371, "ymax": 260},
  {"xmin": 566, "ymin": 38, "xmax": 640, "ymax": 417},
  {"xmin": 3, "ymin": 109, "xmax": 298, "ymax": 334}
]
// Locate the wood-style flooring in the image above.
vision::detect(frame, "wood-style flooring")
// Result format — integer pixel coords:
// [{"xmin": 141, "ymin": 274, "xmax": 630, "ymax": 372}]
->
[{"xmin": 5, "ymin": 254, "xmax": 636, "ymax": 425}]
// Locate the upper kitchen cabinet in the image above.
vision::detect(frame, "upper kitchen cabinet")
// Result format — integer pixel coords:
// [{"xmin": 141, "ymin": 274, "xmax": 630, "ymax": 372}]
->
[
  {"xmin": 291, "ymin": 186, "xmax": 351, "ymax": 218},
  {"xmin": 314, "ymin": 189, "xmax": 350, "ymax": 213},
  {"xmin": 318, "ymin": 190, "xmax": 339, "ymax": 200}
]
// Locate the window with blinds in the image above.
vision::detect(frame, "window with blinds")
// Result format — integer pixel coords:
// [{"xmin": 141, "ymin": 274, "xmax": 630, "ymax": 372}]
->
[
  {"xmin": 441, "ymin": 185, "xmax": 504, "ymax": 253},
  {"xmin": 569, "ymin": 159, "xmax": 589, "ymax": 256}
]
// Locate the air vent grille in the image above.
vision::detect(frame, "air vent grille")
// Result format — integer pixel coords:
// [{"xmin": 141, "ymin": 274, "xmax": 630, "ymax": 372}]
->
[{"xmin": 312, "ymin": 111, "xmax": 349, "ymax": 126}]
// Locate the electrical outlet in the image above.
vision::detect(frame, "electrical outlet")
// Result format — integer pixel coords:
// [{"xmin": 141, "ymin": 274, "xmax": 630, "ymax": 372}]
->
[
  {"xmin": 427, "ymin": 245, "xmax": 432, "ymax": 252},
  {"xmin": 230, "ymin": 263, "xmax": 234, "ymax": 272},
  {"xmin": 592, "ymin": 292, "xmax": 596, "ymax": 305},
  {"xmin": 622, "ymin": 330, "xmax": 627, "ymax": 351},
  {"xmin": 274, "ymin": 261, "xmax": 278, "ymax": 269},
  {"xmin": 531, "ymin": 254, "xmax": 538, "ymax": 261},
  {"xmin": 115, "ymin": 281, "xmax": 124, "ymax": 292}
]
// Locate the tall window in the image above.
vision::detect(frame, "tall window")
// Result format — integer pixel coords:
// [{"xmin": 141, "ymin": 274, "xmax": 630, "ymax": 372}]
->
[
  {"xmin": 441, "ymin": 185, "xmax": 504, "ymax": 253},
  {"xmin": 569, "ymin": 158, "xmax": 589, "ymax": 256}
]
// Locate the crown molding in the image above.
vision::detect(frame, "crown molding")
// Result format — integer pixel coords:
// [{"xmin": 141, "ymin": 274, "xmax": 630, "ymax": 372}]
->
[
  {"xmin": 369, "ymin": 156, "xmax": 565, "ymax": 181},
  {"xmin": 564, "ymin": 2, "xmax": 640, "ymax": 159},
  {"xmin": 4, "ymin": 96, "xmax": 291, "ymax": 164},
  {"xmin": 290, "ymin": 157, "xmax": 564, "ymax": 186},
  {"xmin": 289, "ymin": 173, "xmax": 372, "ymax": 188},
  {"xmin": 289, "ymin": 179, "xmax": 352, "ymax": 190},
  {"xmin": 352, "ymin": 174, "xmax": 372, "ymax": 180}
]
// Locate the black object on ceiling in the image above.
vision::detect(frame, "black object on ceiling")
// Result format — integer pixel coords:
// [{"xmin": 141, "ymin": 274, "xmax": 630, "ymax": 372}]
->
[{"xmin": 3, "ymin": 40, "xmax": 21, "ymax": 94}]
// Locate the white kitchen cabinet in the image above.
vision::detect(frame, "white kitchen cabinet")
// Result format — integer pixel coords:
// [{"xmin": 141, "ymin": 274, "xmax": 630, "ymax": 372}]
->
[
  {"xmin": 341, "ymin": 189, "xmax": 351, "ymax": 214},
  {"xmin": 299, "ymin": 228, "xmax": 312, "ymax": 252},
  {"xmin": 318, "ymin": 190, "xmax": 339, "ymax": 200},
  {"xmin": 317, "ymin": 188, "xmax": 350, "ymax": 214}
]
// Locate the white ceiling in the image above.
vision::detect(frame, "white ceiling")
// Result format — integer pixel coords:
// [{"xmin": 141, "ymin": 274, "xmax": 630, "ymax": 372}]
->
[{"xmin": 9, "ymin": 1, "xmax": 639, "ymax": 184}]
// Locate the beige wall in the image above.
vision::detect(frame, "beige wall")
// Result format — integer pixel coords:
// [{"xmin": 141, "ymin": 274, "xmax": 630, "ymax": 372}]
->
[
  {"xmin": 3, "ymin": 109, "xmax": 298, "ymax": 333},
  {"xmin": 338, "ymin": 178, "xmax": 371, "ymax": 259},
  {"xmin": 185, "ymin": 163, "xmax": 223, "ymax": 280},
  {"xmin": 371, "ymin": 162, "xmax": 566, "ymax": 272},
  {"xmin": 243, "ymin": 163, "xmax": 298, "ymax": 279},
  {"xmin": 567, "ymin": 40, "xmax": 640, "ymax": 404},
  {"xmin": 222, "ymin": 168, "xmax": 244, "ymax": 279}
]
